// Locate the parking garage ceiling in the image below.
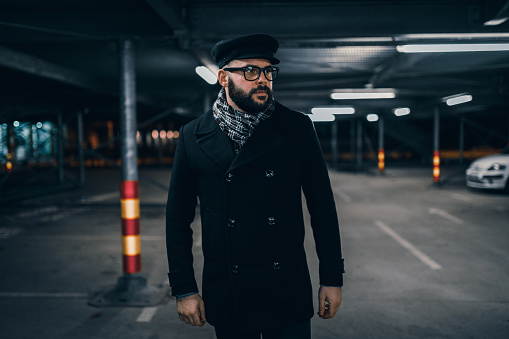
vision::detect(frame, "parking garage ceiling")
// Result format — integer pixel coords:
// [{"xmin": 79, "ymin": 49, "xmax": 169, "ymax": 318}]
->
[{"xmin": 0, "ymin": 0, "xmax": 508, "ymax": 123}]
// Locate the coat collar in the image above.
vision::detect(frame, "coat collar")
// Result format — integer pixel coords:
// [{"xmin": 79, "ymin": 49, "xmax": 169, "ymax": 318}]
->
[{"xmin": 194, "ymin": 103, "xmax": 288, "ymax": 173}]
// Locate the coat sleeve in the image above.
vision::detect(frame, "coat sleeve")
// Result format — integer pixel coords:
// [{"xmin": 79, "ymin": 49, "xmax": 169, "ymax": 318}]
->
[
  {"xmin": 166, "ymin": 125, "xmax": 199, "ymax": 296},
  {"xmin": 300, "ymin": 115, "xmax": 345, "ymax": 287}
]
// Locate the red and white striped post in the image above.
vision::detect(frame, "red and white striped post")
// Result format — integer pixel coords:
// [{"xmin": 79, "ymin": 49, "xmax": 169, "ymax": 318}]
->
[
  {"xmin": 120, "ymin": 180, "xmax": 141, "ymax": 274},
  {"xmin": 88, "ymin": 39, "xmax": 166, "ymax": 307}
]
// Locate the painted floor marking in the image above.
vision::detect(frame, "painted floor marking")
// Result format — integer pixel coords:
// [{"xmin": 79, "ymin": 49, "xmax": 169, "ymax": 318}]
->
[
  {"xmin": 136, "ymin": 306, "xmax": 159, "ymax": 322},
  {"xmin": 450, "ymin": 193, "xmax": 474, "ymax": 203},
  {"xmin": 83, "ymin": 191, "xmax": 119, "ymax": 203},
  {"xmin": 375, "ymin": 220, "xmax": 442, "ymax": 270},
  {"xmin": 0, "ymin": 227, "xmax": 24, "ymax": 239},
  {"xmin": 428, "ymin": 208, "xmax": 464, "ymax": 224},
  {"xmin": 0, "ymin": 292, "xmax": 87, "ymax": 298},
  {"xmin": 335, "ymin": 189, "xmax": 352, "ymax": 203}
]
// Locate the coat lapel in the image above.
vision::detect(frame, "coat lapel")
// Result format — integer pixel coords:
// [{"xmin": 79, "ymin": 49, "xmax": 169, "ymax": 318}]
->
[
  {"xmin": 194, "ymin": 110, "xmax": 236, "ymax": 172},
  {"xmin": 228, "ymin": 110, "xmax": 287, "ymax": 172}
]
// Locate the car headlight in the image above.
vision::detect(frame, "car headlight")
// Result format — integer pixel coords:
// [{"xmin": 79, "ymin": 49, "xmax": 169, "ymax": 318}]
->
[{"xmin": 488, "ymin": 163, "xmax": 506, "ymax": 171}]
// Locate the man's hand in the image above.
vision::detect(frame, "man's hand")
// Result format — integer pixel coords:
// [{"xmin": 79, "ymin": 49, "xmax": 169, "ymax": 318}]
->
[
  {"xmin": 177, "ymin": 294, "xmax": 206, "ymax": 326},
  {"xmin": 318, "ymin": 286, "xmax": 342, "ymax": 319}
]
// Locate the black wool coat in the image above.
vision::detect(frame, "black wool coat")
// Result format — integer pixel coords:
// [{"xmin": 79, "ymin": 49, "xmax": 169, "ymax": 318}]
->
[{"xmin": 166, "ymin": 102, "xmax": 344, "ymax": 331}]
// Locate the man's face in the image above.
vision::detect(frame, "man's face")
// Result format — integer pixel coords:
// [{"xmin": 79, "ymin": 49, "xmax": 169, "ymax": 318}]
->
[{"xmin": 221, "ymin": 58, "xmax": 274, "ymax": 114}]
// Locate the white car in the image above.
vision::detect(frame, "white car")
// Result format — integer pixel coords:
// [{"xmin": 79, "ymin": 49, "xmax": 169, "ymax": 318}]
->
[{"xmin": 466, "ymin": 153, "xmax": 509, "ymax": 191}]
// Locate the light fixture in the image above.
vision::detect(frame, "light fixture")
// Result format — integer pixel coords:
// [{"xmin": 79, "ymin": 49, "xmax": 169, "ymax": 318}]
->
[
  {"xmin": 367, "ymin": 114, "xmax": 379, "ymax": 122},
  {"xmin": 446, "ymin": 94, "xmax": 472, "ymax": 106},
  {"xmin": 397, "ymin": 43, "xmax": 509, "ymax": 53},
  {"xmin": 311, "ymin": 107, "xmax": 355, "ymax": 115},
  {"xmin": 308, "ymin": 113, "xmax": 335, "ymax": 122},
  {"xmin": 484, "ymin": 18, "xmax": 509, "ymax": 26},
  {"xmin": 331, "ymin": 89, "xmax": 396, "ymax": 100},
  {"xmin": 195, "ymin": 66, "xmax": 217, "ymax": 85},
  {"xmin": 394, "ymin": 107, "xmax": 410, "ymax": 116}
]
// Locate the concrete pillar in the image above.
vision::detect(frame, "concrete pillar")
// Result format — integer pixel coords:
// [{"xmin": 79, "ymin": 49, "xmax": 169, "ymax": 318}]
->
[
  {"xmin": 331, "ymin": 120, "xmax": 338, "ymax": 169},
  {"xmin": 459, "ymin": 117, "xmax": 464, "ymax": 165},
  {"xmin": 77, "ymin": 111, "xmax": 85, "ymax": 185},
  {"xmin": 433, "ymin": 107, "xmax": 441, "ymax": 184},
  {"xmin": 356, "ymin": 119, "xmax": 363, "ymax": 171},
  {"xmin": 57, "ymin": 112, "xmax": 64, "ymax": 184},
  {"xmin": 378, "ymin": 117, "xmax": 385, "ymax": 173}
]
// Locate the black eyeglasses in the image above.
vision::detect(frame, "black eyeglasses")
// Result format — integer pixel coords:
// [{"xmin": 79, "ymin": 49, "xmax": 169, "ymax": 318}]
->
[{"xmin": 223, "ymin": 65, "xmax": 279, "ymax": 81}]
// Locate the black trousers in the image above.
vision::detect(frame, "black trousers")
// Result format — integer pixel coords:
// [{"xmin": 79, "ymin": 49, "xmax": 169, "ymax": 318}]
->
[{"xmin": 214, "ymin": 319, "xmax": 311, "ymax": 339}]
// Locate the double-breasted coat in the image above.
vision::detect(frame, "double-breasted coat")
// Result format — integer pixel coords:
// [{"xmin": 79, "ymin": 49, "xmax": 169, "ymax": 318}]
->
[{"xmin": 166, "ymin": 101, "xmax": 344, "ymax": 331}]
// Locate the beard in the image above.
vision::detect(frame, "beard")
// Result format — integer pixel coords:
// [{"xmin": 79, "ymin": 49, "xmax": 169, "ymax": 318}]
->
[{"xmin": 228, "ymin": 77, "xmax": 273, "ymax": 114}]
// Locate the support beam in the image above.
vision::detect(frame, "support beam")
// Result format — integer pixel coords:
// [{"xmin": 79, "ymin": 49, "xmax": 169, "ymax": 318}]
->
[
  {"xmin": 356, "ymin": 119, "xmax": 363, "ymax": 171},
  {"xmin": 77, "ymin": 111, "xmax": 85, "ymax": 186},
  {"xmin": 433, "ymin": 107, "xmax": 441, "ymax": 185},
  {"xmin": 145, "ymin": 0, "xmax": 187, "ymax": 32},
  {"xmin": 0, "ymin": 46, "xmax": 108, "ymax": 93},
  {"xmin": 0, "ymin": 46, "xmax": 162, "ymax": 108},
  {"xmin": 57, "ymin": 112, "xmax": 64, "ymax": 184},
  {"xmin": 331, "ymin": 120, "xmax": 338, "ymax": 169}
]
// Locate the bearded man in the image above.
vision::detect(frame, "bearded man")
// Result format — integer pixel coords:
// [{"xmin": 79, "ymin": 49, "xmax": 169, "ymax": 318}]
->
[{"xmin": 166, "ymin": 34, "xmax": 345, "ymax": 339}]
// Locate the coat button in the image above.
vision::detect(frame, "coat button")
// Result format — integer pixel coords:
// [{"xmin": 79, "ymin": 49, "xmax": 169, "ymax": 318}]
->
[
  {"xmin": 265, "ymin": 170, "xmax": 274, "ymax": 178},
  {"xmin": 232, "ymin": 264, "xmax": 239, "ymax": 273},
  {"xmin": 228, "ymin": 219, "xmax": 236, "ymax": 228},
  {"xmin": 267, "ymin": 217, "xmax": 276, "ymax": 226},
  {"xmin": 272, "ymin": 261, "xmax": 280, "ymax": 270},
  {"xmin": 226, "ymin": 173, "xmax": 234, "ymax": 182}
]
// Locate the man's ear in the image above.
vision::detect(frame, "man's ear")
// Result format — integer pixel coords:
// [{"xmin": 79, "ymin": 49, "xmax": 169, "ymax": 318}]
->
[{"xmin": 218, "ymin": 69, "xmax": 228, "ymax": 87}]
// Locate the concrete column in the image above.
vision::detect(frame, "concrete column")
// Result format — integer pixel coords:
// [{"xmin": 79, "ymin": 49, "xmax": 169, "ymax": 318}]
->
[
  {"xmin": 77, "ymin": 111, "xmax": 85, "ymax": 185},
  {"xmin": 350, "ymin": 120, "xmax": 355, "ymax": 168},
  {"xmin": 57, "ymin": 112, "xmax": 64, "ymax": 184},
  {"xmin": 356, "ymin": 119, "xmax": 363, "ymax": 171},
  {"xmin": 157, "ymin": 122, "xmax": 163, "ymax": 166},
  {"xmin": 331, "ymin": 120, "xmax": 338, "ymax": 169},
  {"xmin": 433, "ymin": 107, "xmax": 441, "ymax": 184},
  {"xmin": 378, "ymin": 117, "xmax": 385, "ymax": 173},
  {"xmin": 119, "ymin": 39, "xmax": 139, "ymax": 182},
  {"xmin": 459, "ymin": 117, "xmax": 464, "ymax": 165}
]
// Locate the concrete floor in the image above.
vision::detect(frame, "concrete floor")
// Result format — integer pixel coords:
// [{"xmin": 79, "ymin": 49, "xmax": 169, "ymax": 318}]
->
[{"xmin": 0, "ymin": 167, "xmax": 508, "ymax": 338}]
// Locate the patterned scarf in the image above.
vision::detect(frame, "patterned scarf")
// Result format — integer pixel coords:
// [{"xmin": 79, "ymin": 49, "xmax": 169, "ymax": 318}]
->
[{"xmin": 213, "ymin": 88, "xmax": 275, "ymax": 154}]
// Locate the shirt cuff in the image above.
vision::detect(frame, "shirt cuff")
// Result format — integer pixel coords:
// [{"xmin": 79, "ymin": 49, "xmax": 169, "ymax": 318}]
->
[{"xmin": 175, "ymin": 292, "xmax": 198, "ymax": 299}]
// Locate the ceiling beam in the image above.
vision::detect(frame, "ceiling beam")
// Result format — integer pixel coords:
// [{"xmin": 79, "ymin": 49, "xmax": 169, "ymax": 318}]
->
[
  {"xmin": 145, "ymin": 0, "xmax": 187, "ymax": 33},
  {"xmin": 0, "ymin": 45, "xmax": 164, "ymax": 108}
]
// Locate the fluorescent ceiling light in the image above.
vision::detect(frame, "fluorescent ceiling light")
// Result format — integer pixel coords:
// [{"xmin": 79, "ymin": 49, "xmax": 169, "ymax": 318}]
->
[
  {"xmin": 366, "ymin": 114, "xmax": 379, "ymax": 122},
  {"xmin": 394, "ymin": 107, "xmax": 410, "ymax": 116},
  {"xmin": 195, "ymin": 66, "xmax": 217, "ymax": 85},
  {"xmin": 397, "ymin": 43, "xmax": 509, "ymax": 53},
  {"xmin": 308, "ymin": 113, "xmax": 335, "ymax": 122},
  {"xmin": 395, "ymin": 33, "xmax": 509, "ymax": 40},
  {"xmin": 311, "ymin": 107, "xmax": 355, "ymax": 115},
  {"xmin": 484, "ymin": 17, "xmax": 509, "ymax": 26},
  {"xmin": 331, "ymin": 92, "xmax": 395, "ymax": 99},
  {"xmin": 446, "ymin": 95, "xmax": 472, "ymax": 106}
]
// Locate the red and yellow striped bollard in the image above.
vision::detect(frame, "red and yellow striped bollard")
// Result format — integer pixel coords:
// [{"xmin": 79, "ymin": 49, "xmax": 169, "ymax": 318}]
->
[
  {"xmin": 378, "ymin": 148, "xmax": 385, "ymax": 173},
  {"xmin": 433, "ymin": 150, "xmax": 440, "ymax": 183},
  {"xmin": 120, "ymin": 180, "xmax": 141, "ymax": 274}
]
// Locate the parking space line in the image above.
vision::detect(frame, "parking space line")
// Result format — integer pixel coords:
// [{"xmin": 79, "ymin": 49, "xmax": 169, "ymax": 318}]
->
[
  {"xmin": 375, "ymin": 220, "xmax": 442, "ymax": 270},
  {"xmin": 136, "ymin": 306, "xmax": 159, "ymax": 322},
  {"xmin": 428, "ymin": 208, "xmax": 464, "ymax": 224},
  {"xmin": 334, "ymin": 189, "xmax": 352, "ymax": 203},
  {"xmin": 0, "ymin": 292, "xmax": 87, "ymax": 298}
]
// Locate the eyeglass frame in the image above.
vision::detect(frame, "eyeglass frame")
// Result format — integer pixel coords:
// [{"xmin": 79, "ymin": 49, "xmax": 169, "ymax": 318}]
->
[{"xmin": 223, "ymin": 65, "xmax": 280, "ymax": 81}]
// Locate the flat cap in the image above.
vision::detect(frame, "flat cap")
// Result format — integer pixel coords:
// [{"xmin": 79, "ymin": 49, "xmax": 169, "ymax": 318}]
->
[{"xmin": 211, "ymin": 34, "xmax": 280, "ymax": 69}]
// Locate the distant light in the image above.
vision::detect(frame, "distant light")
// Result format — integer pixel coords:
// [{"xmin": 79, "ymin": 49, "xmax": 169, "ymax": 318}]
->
[
  {"xmin": 397, "ymin": 43, "xmax": 509, "ymax": 53},
  {"xmin": 152, "ymin": 129, "xmax": 158, "ymax": 139},
  {"xmin": 159, "ymin": 130, "xmax": 167, "ymax": 138},
  {"xmin": 1, "ymin": 123, "xmax": 7, "ymax": 129},
  {"xmin": 484, "ymin": 17, "xmax": 509, "ymax": 26},
  {"xmin": 195, "ymin": 66, "xmax": 218, "ymax": 85},
  {"xmin": 367, "ymin": 114, "xmax": 379, "ymax": 122},
  {"xmin": 13, "ymin": 121, "xmax": 20, "ymax": 127},
  {"xmin": 36, "ymin": 122, "xmax": 43, "ymax": 129},
  {"xmin": 311, "ymin": 107, "xmax": 355, "ymax": 115},
  {"xmin": 173, "ymin": 131, "xmax": 180, "ymax": 138},
  {"xmin": 446, "ymin": 95, "xmax": 472, "ymax": 106},
  {"xmin": 394, "ymin": 107, "xmax": 410, "ymax": 116},
  {"xmin": 167, "ymin": 130, "xmax": 174, "ymax": 138},
  {"xmin": 331, "ymin": 92, "xmax": 395, "ymax": 99},
  {"xmin": 308, "ymin": 113, "xmax": 335, "ymax": 122}
]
